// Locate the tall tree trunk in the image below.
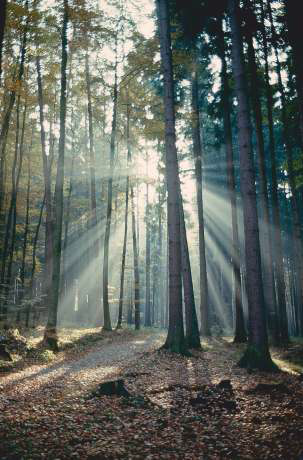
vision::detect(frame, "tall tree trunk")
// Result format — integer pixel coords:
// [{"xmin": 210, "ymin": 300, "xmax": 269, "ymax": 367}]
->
[
  {"xmin": 145, "ymin": 153, "xmax": 151, "ymax": 327},
  {"xmin": 17, "ymin": 152, "xmax": 31, "ymax": 323},
  {"xmin": 245, "ymin": 12, "xmax": 280, "ymax": 344},
  {"xmin": 0, "ymin": 97, "xmax": 21, "ymax": 300},
  {"xmin": 7, "ymin": 100, "xmax": 27, "ymax": 283},
  {"xmin": 85, "ymin": 51, "xmax": 100, "ymax": 321},
  {"xmin": 156, "ymin": 0, "xmax": 186, "ymax": 353},
  {"xmin": 191, "ymin": 51, "xmax": 210, "ymax": 337},
  {"xmin": 0, "ymin": 0, "xmax": 7, "ymax": 83},
  {"xmin": 284, "ymin": 0, "xmax": 303, "ymax": 145},
  {"xmin": 180, "ymin": 197, "xmax": 201, "ymax": 349},
  {"xmin": 0, "ymin": 1, "xmax": 28, "ymax": 219},
  {"xmin": 0, "ymin": 98, "xmax": 26, "ymax": 321},
  {"xmin": 117, "ymin": 104, "xmax": 131, "ymax": 329},
  {"xmin": 131, "ymin": 184, "xmax": 140, "ymax": 330},
  {"xmin": 36, "ymin": 55, "xmax": 54, "ymax": 318},
  {"xmin": 44, "ymin": 0, "xmax": 69, "ymax": 350},
  {"xmin": 228, "ymin": 0, "xmax": 274, "ymax": 370},
  {"xmin": 267, "ymin": 0, "xmax": 301, "ymax": 337},
  {"xmin": 218, "ymin": 20, "xmax": 246, "ymax": 343},
  {"xmin": 61, "ymin": 153, "xmax": 74, "ymax": 297},
  {"xmin": 102, "ymin": 50, "xmax": 118, "ymax": 332},
  {"xmin": 26, "ymin": 194, "xmax": 45, "ymax": 328},
  {"xmin": 158, "ymin": 178, "xmax": 165, "ymax": 328},
  {"xmin": 259, "ymin": 0, "xmax": 289, "ymax": 346}
]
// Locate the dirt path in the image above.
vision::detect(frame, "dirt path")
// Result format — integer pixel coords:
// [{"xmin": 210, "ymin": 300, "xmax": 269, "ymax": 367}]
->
[
  {"xmin": 0, "ymin": 330, "xmax": 164, "ymax": 403},
  {"xmin": 1, "ymin": 334, "xmax": 303, "ymax": 460},
  {"xmin": 0, "ymin": 330, "xmax": 164, "ymax": 459}
]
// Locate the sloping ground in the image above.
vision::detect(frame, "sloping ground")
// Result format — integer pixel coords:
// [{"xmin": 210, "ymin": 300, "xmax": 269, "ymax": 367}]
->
[{"xmin": 0, "ymin": 332, "xmax": 303, "ymax": 459}]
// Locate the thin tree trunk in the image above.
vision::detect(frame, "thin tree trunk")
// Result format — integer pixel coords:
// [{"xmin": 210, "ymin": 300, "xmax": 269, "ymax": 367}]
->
[
  {"xmin": 0, "ymin": 96, "xmax": 21, "ymax": 295},
  {"xmin": 44, "ymin": 0, "xmax": 69, "ymax": 350},
  {"xmin": 218, "ymin": 20, "xmax": 246, "ymax": 343},
  {"xmin": 0, "ymin": 0, "xmax": 7, "ymax": 83},
  {"xmin": 17, "ymin": 127, "xmax": 33, "ymax": 323},
  {"xmin": 85, "ymin": 51, "xmax": 100, "ymax": 320},
  {"xmin": 26, "ymin": 194, "xmax": 45, "ymax": 328},
  {"xmin": 61, "ymin": 153, "xmax": 74, "ymax": 296},
  {"xmin": 145, "ymin": 153, "xmax": 151, "ymax": 327},
  {"xmin": 0, "ymin": 0, "xmax": 28, "ymax": 216},
  {"xmin": 131, "ymin": 184, "xmax": 140, "ymax": 330},
  {"xmin": 102, "ymin": 49, "xmax": 119, "ymax": 332},
  {"xmin": 180, "ymin": 196, "xmax": 201, "ymax": 349},
  {"xmin": 191, "ymin": 51, "xmax": 209, "ymax": 337},
  {"xmin": 158, "ymin": 178, "xmax": 165, "ymax": 328},
  {"xmin": 0, "ymin": 98, "xmax": 27, "ymax": 321},
  {"xmin": 117, "ymin": 104, "xmax": 131, "ymax": 329},
  {"xmin": 156, "ymin": 0, "xmax": 186, "ymax": 353},
  {"xmin": 228, "ymin": 0, "xmax": 274, "ymax": 370},
  {"xmin": 36, "ymin": 55, "xmax": 54, "ymax": 317}
]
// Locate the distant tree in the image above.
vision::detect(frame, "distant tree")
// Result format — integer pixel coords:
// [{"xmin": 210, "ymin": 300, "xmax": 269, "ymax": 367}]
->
[
  {"xmin": 145, "ymin": 152, "xmax": 151, "ymax": 328},
  {"xmin": 0, "ymin": 0, "xmax": 7, "ymax": 82}
]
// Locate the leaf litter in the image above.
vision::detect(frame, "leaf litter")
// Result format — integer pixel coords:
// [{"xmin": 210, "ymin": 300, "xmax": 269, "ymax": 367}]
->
[{"xmin": 0, "ymin": 330, "xmax": 303, "ymax": 459}]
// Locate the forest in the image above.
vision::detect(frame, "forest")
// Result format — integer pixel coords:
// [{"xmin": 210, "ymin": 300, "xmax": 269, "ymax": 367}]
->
[{"xmin": 0, "ymin": 0, "xmax": 303, "ymax": 458}]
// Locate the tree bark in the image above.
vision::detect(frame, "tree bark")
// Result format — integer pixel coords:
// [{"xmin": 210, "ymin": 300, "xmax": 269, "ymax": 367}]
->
[
  {"xmin": 61, "ymin": 152, "xmax": 74, "ymax": 297},
  {"xmin": 156, "ymin": 0, "xmax": 186, "ymax": 353},
  {"xmin": 102, "ymin": 49, "xmax": 119, "ymax": 332},
  {"xmin": 244, "ymin": 10, "xmax": 279, "ymax": 344},
  {"xmin": 117, "ymin": 104, "xmax": 131, "ymax": 329},
  {"xmin": 258, "ymin": 0, "xmax": 289, "ymax": 346},
  {"xmin": 180, "ymin": 197, "xmax": 201, "ymax": 349},
  {"xmin": 36, "ymin": 55, "xmax": 54, "ymax": 319},
  {"xmin": 0, "ymin": 97, "xmax": 26, "ymax": 321},
  {"xmin": 158, "ymin": 176, "xmax": 165, "ymax": 328},
  {"xmin": 18, "ymin": 152, "xmax": 31, "ymax": 323},
  {"xmin": 218, "ymin": 20, "xmax": 246, "ymax": 343},
  {"xmin": 191, "ymin": 51, "xmax": 210, "ymax": 337},
  {"xmin": 145, "ymin": 153, "xmax": 151, "ymax": 327},
  {"xmin": 44, "ymin": 0, "xmax": 69, "ymax": 350},
  {"xmin": 26, "ymin": 194, "xmax": 45, "ymax": 328},
  {"xmin": 85, "ymin": 51, "xmax": 100, "ymax": 320},
  {"xmin": 267, "ymin": 0, "xmax": 301, "ymax": 338},
  {"xmin": 130, "ymin": 184, "xmax": 140, "ymax": 330},
  {"xmin": 228, "ymin": 0, "xmax": 274, "ymax": 370},
  {"xmin": 0, "ymin": 1, "xmax": 28, "ymax": 219},
  {"xmin": 0, "ymin": 0, "xmax": 7, "ymax": 83},
  {"xmin": 284, "ymin": 0, "xmax": 303, "ymax": 145}
]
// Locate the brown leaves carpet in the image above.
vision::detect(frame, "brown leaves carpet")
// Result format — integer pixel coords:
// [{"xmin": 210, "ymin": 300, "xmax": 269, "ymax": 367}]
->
[{"xmin": 0, "ymin": 330, "xmax": 303, "ymax": 459}]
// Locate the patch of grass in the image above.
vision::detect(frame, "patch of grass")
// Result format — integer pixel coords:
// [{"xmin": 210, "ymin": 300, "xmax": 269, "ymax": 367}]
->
[
  {"xmin": 26, "ymin": 347, "xmax": 56, "ymax": 363},
  {"xmin": 39, "ymin": 349, "xmax": 56, "ymax": 363}
]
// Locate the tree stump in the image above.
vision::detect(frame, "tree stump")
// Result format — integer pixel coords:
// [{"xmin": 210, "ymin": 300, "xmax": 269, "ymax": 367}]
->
[{"xmin": 90, "ymin": 379, "xmax": 130, "ymax": 398}]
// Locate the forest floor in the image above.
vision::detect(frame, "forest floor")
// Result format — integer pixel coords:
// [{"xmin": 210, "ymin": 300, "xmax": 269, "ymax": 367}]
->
[{"xmin": 0, "ymin": 327, "xmax": 303, "ymax": 460}]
